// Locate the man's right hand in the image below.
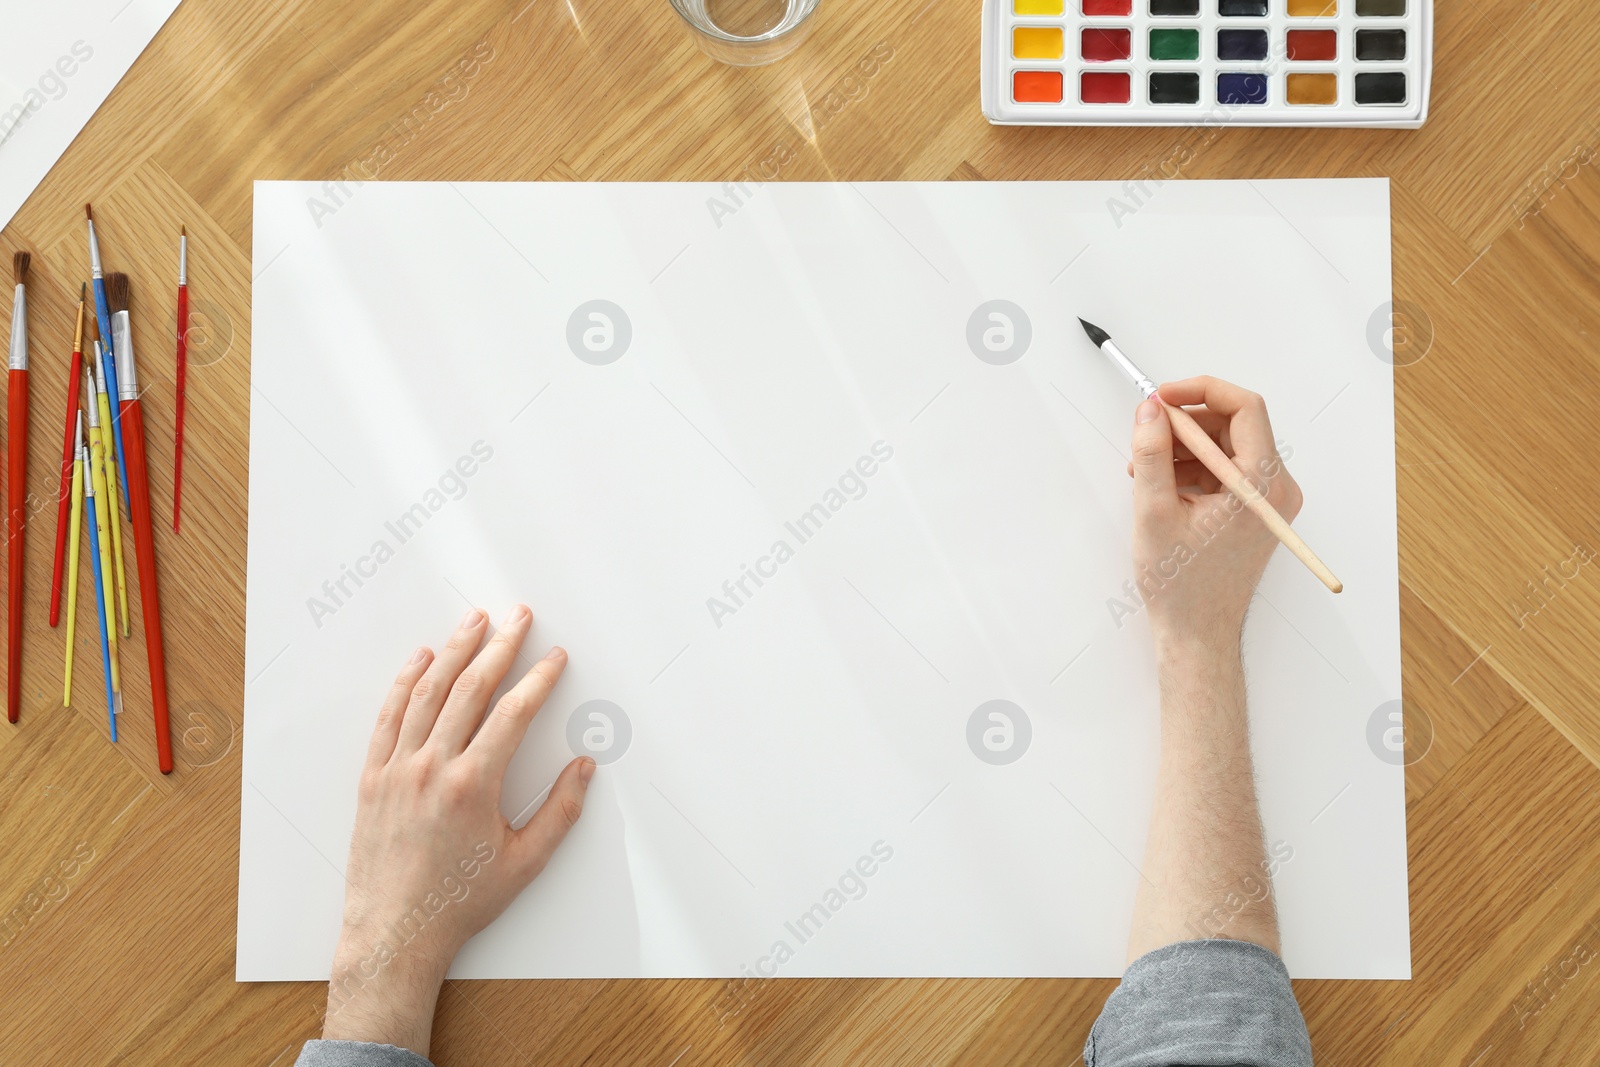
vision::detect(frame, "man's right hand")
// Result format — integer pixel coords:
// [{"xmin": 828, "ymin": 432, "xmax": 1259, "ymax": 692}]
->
[{"xmin": 1125, "ymin": 376, "xmax": 1302, "ymax": 652}]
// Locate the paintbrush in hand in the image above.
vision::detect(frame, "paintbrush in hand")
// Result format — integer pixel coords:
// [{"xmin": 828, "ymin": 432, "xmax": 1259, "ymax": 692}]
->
[{"xmin": 1078, "ymin": 316, "xmax": 1342, "ymax": 594}]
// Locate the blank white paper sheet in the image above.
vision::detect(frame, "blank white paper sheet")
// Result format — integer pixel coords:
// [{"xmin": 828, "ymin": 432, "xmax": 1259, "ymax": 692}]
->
[{"xmin": 239, "ymin": 179, "xmax": 1408, "ymax": 981}]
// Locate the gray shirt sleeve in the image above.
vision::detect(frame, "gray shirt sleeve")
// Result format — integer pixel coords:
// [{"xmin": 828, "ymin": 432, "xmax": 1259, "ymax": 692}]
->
[
  {"xmin": 295, "ymin": 1040, "xmax": 435, "ymax": 1067},
  {"xmin": 1084, "ymin": 938, "xmax": 1313, "ymax": 1067}
]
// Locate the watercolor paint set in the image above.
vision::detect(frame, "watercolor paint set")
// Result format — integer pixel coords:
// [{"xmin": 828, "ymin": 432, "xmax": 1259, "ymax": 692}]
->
[{"xmin": 981, "ymin": 0, "xmax": 1431, "ymax": 128}]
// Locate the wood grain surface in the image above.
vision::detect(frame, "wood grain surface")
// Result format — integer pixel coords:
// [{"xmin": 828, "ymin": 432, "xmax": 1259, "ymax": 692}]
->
[{"xmin": 3, "ymin": 0, "xmax": 1599, "ymax": 1063}]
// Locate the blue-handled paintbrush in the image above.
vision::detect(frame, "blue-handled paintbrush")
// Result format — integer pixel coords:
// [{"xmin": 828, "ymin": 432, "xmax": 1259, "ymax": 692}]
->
[
  {"xmin": 83, "ymin": 404, "xmax": 120, "ymax": 742},
  {"xmin": 85, "ymin": 204, "xmax": 130, "ymax": 508}
]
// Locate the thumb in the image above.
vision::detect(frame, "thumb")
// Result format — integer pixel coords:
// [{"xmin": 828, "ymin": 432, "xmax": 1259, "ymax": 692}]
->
[
  {"xmin": 511, "ymin": 756, "xmax": 594, "ymax": 880},
  {"xmin": 1129, "ymin": 399, "xmax": 1177, "ymax": 511}
]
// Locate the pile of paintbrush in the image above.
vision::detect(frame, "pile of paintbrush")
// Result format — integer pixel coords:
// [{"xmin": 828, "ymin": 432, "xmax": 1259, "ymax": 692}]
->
[{"xmin": 2, "ymin": 206, "xmax": 191, "ymax": 775}]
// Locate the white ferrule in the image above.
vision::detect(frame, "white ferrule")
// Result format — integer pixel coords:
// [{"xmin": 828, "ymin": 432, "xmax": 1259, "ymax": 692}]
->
[
  {"xmin": 88, "ymin": 360, "xmax": 103, "ymax": 425},
  {"xmin": 112, "ymin": 310, "xmax": 138, "ymax": 399},
  {"xmin": 81, "ymin": 405, "xmax": 95, "ymax": 496},
  {"xmin": 8, "ymin": 283, "xmax": 25, "ymax": 371},
  {"xmin": 75, "ymin": 411, "xmax": 86, "ymax": 460},
  {"xmin": 87, "ymin": 220, "xmax": 103, "ymax": 275},
  {"xmin": 1102, "ymin": 339, "xmax": 1158, "ymax": 399},
  {"xmin": 179, "ymin": 234, "xmax": 187, "ymax": 286}
]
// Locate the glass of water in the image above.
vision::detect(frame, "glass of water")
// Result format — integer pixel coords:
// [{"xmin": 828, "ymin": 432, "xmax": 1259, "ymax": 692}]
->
[{"xmin": 669, "ymin": 0, "xmax": 821, "ymax": 66}]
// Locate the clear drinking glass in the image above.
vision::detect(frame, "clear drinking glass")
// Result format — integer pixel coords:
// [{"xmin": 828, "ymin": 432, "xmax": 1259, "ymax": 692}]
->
[{"xmin": 668, "ymin": 0, "xmax": 822, "ymax": 66}]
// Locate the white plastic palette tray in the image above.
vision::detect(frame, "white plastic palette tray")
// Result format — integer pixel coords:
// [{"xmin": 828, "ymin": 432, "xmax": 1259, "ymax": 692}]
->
[{"xmin": 981, "ymin": 0, "xmax": 1431, "ymax": 127}]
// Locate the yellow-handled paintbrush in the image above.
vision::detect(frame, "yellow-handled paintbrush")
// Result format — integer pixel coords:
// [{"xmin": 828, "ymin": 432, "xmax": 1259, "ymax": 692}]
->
[
  {"xmin": 91, "ymin": 345, "xmax": 131, "ymax": 637},
  {"xmin": 85, "ymin": 370, "xmax": 121, "ymax": 695},
  {"xmin": 64, "ymin": 413, "xmax": 86, "ymax": 705}
]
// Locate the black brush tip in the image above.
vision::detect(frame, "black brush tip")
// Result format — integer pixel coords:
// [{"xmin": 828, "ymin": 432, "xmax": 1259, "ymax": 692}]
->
[{"xmin": 1078, "ymin": 317, "xmax": 1110, "ymax": 348}]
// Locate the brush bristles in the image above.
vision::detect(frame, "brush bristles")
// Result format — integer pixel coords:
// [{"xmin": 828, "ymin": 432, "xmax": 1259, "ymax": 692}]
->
[
  {"xmin": 105, "ymin": 271, "xmax": 131, "ymax": 314},
  {"xmin": 84, "ymin": 203, "xmax": 93, "ymax": 221},
  {"xmin": 1077, "ymin": 317, "xmax": 1110, "ymax": 348},
  {"xmin": 12, "ymin": 251, "xmax": 29, "ymax": 285}
]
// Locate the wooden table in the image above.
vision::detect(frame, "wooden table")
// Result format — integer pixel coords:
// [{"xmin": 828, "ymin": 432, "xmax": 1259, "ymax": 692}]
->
[{"xmin": 3, "ymin": 0, "xmax": 1599, "ymax": 1062}]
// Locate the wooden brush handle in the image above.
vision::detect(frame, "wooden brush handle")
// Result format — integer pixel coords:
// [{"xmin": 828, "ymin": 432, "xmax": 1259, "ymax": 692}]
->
[{"xmin": 1162, "ymin": 399, "xmax": 1343, "ymax": 594}]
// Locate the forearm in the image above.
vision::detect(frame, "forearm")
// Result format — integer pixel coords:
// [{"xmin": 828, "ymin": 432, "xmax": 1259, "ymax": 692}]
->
[
  {"xmin": 1126, "ymin": 632, "xmax": 1280, "ymax": 963},
  {"xmin": 320, "ymin": 938, "xmax": 447, "ymax": 1058}
]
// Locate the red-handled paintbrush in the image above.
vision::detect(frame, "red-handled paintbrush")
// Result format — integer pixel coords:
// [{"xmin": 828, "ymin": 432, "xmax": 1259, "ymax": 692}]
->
[
  {"xmin": 172, "ymin": 228, "xmax": 188, "ymax": 533},
  {"xmin": 106, "ymin": 272, "xmax": 173, "ymax": 773},
  {"xmin": 51, "ymin": 284, "xmax": 88, "ymax": 627},
  {"xmin": 8, "ymin": 251, "xmax": 32, "ymax": 723}
]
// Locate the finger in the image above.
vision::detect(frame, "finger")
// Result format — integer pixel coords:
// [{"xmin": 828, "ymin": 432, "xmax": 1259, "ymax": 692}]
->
[
  {"xmin": 1172, "ymin": 460, "xmax": 1213, "ymax": 490},
  {"xmin": 1182, "ymin": 407, "xmax": 1229, "ymax": 435},
  {"xmin": 510, "ymin": 756, "xmax": 594, "ymax": 880},
  {"xmin": 1131, "ymin": 429, "xmax": 1224, "ymax": 475},
  {"xmin": 430, "ymin": 605, "xmax": 535, "ymax": 752},
  {"xmin": 1139, "ymin": 435, "xmax": 1222, "ymax": 479},
  {"xmin": 1173, "ymin": 408, "xmax": 1232, "ymax": 458},
  {"xmin": 366, "ymin": 646, "xmax": 433, "ymax": 768},
  {"xmin": 395, "ymin": 608, "xmax": 487, "ymax": 755},
  {"xmin": 1129, "ymin": 399, "xmax": 1178, "ymax": 515},
  {"xmin": 469, "ymin": 646, "xmax": 568, "ymax": 778},
  {"xmin": 1158, "ymin": 377, "xmax": 1276, "ymax": 470},
  {"xmin": 1155, "ymin": 375, "xmax": 1258, "ymax": 415}
]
